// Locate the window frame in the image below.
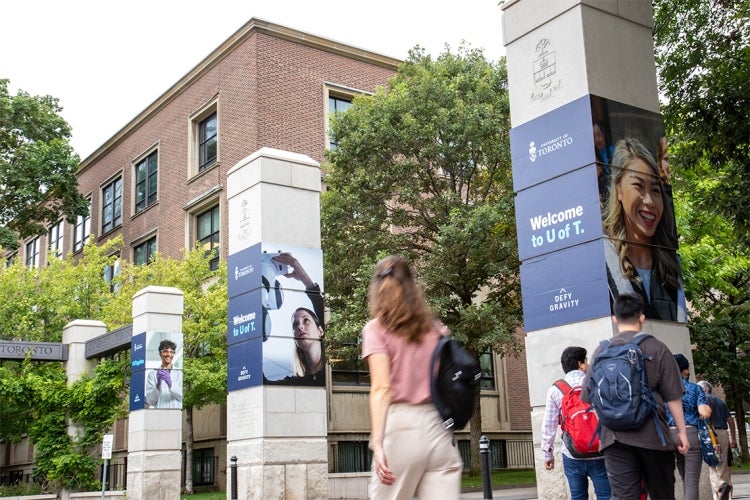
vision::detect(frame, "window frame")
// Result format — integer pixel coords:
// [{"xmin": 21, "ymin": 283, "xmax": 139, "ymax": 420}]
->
[
  {"xmin": 133, "ymin": 235, "xmax": 157, "ymax": 266},
  {"xmin": 101, "ymin": 176, "xmax": 123, "ymax": 234},
  {"xmin": 325, "ymin": 83, "xmax": 370, "ymax": 151},
  {"xmin": 47, "ymin": 220, "xmax": 64, "ymax": 260},
  {"xmin": 196, "ymin": 204, "xmax": 220, "ymax": 271},
  {"xmin": 134, "ymin": 149, "xmax": 158, "ymax": 214},
  {"xmin": 189, "ymin": 98, "xmax": 219, "ymax": 177},
  {"xmin": 73, "ymin": 197, "xmax": 92, "ymax": 253},
  {"xmin": 25, "ymin": 237, "xmax": 40, "ymax": 269}
]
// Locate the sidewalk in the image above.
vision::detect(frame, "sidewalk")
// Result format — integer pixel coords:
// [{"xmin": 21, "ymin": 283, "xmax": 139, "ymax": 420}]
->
[{"xmin": 460, "ymin": 469, "xmax": 750, "ymax": 499}]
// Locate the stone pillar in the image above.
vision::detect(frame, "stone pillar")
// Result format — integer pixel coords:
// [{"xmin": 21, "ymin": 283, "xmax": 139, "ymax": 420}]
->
[
  {"xmin": 127, "ymin": 286, "xmax": 184, "ymax": 500},
  {"xmin": 225, "ymin": 148, "xmax": 328, "ymax": 500},
  {"xmin": 501, "ymin": 1, "xmax": 700, "ymax": 499}
]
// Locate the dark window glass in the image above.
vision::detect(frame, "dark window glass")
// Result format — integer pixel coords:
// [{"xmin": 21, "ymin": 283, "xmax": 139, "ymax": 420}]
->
[
  {"xmin": 328, "ymin": 96, "xmax": 352, "ymax": 150},
  {"xmin": 134, "ymin": 237, "xmax": 157, "ymax": 266},
  {"xmin": 197, "ymin": 205, "xmax": 220, "ymax": 270},
  {"xmin": 199, "ymin": 113, "xmax": 217, "ymax": 171},
  {"xmin": 102, "ymin": 178, "xmax": 122, "ymax": 233},
  {"xmin": 48, "ymin": 220, "xmax": 64, "ymax": 259},
  {"xmin": 135, "ymin": 151, "xmax": 158, "ymax": 213},
  {"xmin": 73, "ymin": 199, "xmax": 91, "ymax": 252},
  {"xmin": 25, "ymin": 237, "xmax": 40, "ymax": 268}
]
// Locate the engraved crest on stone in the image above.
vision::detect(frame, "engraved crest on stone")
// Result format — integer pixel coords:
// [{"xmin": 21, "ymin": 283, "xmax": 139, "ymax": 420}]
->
[{"xmin": 531, "ymin": 38, "xmax": 562, "ymax": 102}]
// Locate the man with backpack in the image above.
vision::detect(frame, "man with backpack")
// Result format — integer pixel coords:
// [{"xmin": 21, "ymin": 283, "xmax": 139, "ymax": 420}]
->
[
  {"xmin": 583, "ymin": 292, "xmax": 689, "ymax": 499},
  {"xmin": 542, "ymin": 346, "xmax": 611, "ymax": 499}
]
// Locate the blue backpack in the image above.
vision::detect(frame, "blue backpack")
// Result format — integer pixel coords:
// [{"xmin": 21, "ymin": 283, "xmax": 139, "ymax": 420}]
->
[{"xmin": 586, "ymin": 333, "xmax": 666, "ymax": 445}]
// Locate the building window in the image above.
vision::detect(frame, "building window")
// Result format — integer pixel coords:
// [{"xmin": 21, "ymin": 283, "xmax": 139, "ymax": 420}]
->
[
  {"xmin": 73, "ymin": 199, "xmax": 92, "ymax": 252},
  {"xmin": 479, "ymin": 352, "xmax": 496, "ymax": 391},
  {"xmin": 331, "ymin": 340, "xmax": 370, "ymax": 386},
  {"xmin": 192, "ymin": 448, "xmax": 216, "ymax": 486},
  {"xmin": 5, "ymin": 252, "xmax": 17, "ymax": 267},
  {"xmin": 103, "ymin": 259, "xmax": 121, "ymax": 293},
  {"xmin": 134, "ymin": 151, "xmax": 158, "ymax": 213},
  {"xmin": 198, "ymin": 112, "xmax": 217, "ymax": 172},
  {"xmin": 196, "ymin": 205, "xmax": 220, "ymax": 270},
  {"xmin": 25, "ymin": 237, "xmax": 40, "ymax": 269},
  {"xmin": 328, "ymin": 95, "xmax": 353, "ymax": 150},
  {"xmin": 102, "ymin": 177, "xmax": 123, "ymax": 233},
  {"xmin": 133, "ymin": 236, "xmax": 157, "ymax": 266},
  {"xmin": 48, "ymin": 220, "xmax": 64, "ymax": 259}
]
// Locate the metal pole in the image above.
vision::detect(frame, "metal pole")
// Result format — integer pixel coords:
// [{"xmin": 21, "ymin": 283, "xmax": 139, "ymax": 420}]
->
[
  {"xmin": 480, "ymin": 435, "xmax": 493, "ymax": 500},
  {"xmin": 230, "ymin": 455, "xmax": 238, "ymax": 500},
  {"xmin": 100, "ymin": 459, "xmax": 109, "ymax": 500}
]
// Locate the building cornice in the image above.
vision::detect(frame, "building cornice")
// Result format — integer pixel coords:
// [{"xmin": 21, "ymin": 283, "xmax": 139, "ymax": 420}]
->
[{"xmin": 77, "ymin": 18, "xmax": 401, "ymax": 174}]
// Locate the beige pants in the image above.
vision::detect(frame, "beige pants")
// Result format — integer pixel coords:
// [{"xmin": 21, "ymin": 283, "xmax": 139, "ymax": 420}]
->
[
  {"xmin": 709, "ymin": 428, "xmax": 732, "ymax": 499},
  {"xmin": 369, "ymin": 403, "xmax": 463, "ymax": 500}
]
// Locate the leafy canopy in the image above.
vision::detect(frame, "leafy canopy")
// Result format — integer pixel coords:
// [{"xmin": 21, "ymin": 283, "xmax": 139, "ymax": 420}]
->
[
  {"xmin": 323, "ymin": 44, "xmax": 521, "ymax": 359},
  {"xmin": 0, "ymin": 79, "xmax": 88, "ymax": 250}
]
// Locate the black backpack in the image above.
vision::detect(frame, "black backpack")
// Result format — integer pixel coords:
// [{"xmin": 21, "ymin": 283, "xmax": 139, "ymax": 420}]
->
[{"xmin": 430, "ymin": 335, "xmax": 482, "ymax": 430}]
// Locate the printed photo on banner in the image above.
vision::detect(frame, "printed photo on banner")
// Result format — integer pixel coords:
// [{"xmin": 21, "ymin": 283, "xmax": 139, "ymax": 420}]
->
[
  {"xmin": 591, "ymin": 96, "xmax": 686, "ymax": 322},
  {"xmin": 144, "ymin": 332, "xmax": 183, "ymax": 409},
  {"xmin": 260, "ymin": 244, "xmax": 325, "ymax": 386}
]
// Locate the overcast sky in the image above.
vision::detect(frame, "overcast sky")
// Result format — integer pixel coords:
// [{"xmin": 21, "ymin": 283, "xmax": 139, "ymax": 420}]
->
[{"xmin": 2, "ymin": 0, "xmax": 507, "ymax": 159}]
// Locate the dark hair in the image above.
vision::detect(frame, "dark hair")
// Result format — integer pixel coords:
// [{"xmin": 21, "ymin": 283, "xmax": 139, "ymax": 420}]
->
[
  {"xmin": 158, "ymin": 339, "xmax": 177, "ymax": 352},
  {"xmin": 674, "ymin": 353, "xmax": 690, "ymax": 371},
  {"xmin": 561, "ymin": 346, "xmax": 587, "ymax": 373},
  {"xmin": 292, "ymin": 307, "xmax": 322, "ymax": 329},
  {"xmin": 613, "ymin": 293, "xmax": 644, "ymax": 323}
]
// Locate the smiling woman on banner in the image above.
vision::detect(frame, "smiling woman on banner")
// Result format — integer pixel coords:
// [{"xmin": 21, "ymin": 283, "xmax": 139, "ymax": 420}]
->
[{"xmin": 603, "ymin": 137, "xmax": 686, "ymax": 322}]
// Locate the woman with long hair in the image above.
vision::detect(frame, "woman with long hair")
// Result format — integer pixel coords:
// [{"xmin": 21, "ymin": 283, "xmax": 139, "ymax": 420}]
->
[
  {"xmin": 362, "ymin": 255, "xmax": 462, "ymax": 499},
  {"xmin": 603, "ymin": 137, "xmax": 685, "ymax": 321}
]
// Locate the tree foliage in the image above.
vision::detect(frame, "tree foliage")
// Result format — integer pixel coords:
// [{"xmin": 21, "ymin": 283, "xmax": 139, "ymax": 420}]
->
[
  {"xmin": 0, "ymin": 79, "xmax": 88, "ymax": 250},
  {"xmin": 0, "ymin": 242, "xmax": 227, "ymax": 491},
  {"xmin": 322, "ymin": 45, "xmax": 521, "ymax": 474},
  {"xmin": 653, "ymin": 0, "xmax": 750, "ymax": 459},
  {"xmin": 653, "ymin": 0, "xmax": 750, "ymax": 242}
]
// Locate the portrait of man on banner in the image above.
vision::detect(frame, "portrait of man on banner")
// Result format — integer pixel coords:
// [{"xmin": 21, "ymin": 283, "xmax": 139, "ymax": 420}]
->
[{"xmin": 144, "ymin": 333, "xmax": 183, "ymax": 409}]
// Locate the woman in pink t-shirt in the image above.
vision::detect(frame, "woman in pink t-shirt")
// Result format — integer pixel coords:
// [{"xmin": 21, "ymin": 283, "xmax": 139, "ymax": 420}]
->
[{"xmin": 362, "ymin": 255, "xmax": 463, "ymax": 500}]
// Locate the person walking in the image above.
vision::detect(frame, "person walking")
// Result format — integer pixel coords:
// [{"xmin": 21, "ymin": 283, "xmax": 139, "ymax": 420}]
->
[
  {"xmin": 698, "ymin": 380, "xmax": 735, "ymax": 500},
  {"xmin": 362, "ymin": 255, "xmax": 463, "ymax": 499},
  {"xmin": 667, "ymin": 354, "xmax": 711, "ymax": 500},
  {"xmin": 541, "ymin": 346, "xmax": 611, "ymax": 499},
  {"xmin": 583, "ymin": 293, "xmax": 689, "ymax": 499}
]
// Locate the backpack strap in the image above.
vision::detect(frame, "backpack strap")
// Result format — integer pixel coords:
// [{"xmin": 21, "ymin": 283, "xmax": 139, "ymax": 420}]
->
[{"xmin": 553, "ymin": 379, "xmax": 571, "ymax": 395}]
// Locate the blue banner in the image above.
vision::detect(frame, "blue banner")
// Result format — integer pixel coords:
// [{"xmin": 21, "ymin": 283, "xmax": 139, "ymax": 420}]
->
[
  {"xmin": 227, "ymin": 336, "xmax": 263, "ymax": 391},
  {"xmin": 227, "ymin": 291, "xmax": 264, "ymax": 345},
  {"xmin": 227, "ymin": 243, "xmax": 263, "ymax": 299},
  {"xmin": 520, "ymin": 240, "xmax": 611, "ymax": 331},
  {"xmin": 129, "ymin": 369, "xmax": 146, "ymax": 411},
  {"xmin": 130, "ymin": 332, "xmax": 147, "ymax": 373},
  {"xmin": 510, "ymin": 95, "xmax": 595, "ymax": 192},
  {"xmin": 515, "ymin": 164, "xmax": 603, "ymax": 260}
]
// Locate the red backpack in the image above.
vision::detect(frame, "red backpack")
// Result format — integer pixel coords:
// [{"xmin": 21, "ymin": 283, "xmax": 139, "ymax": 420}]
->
[{"xmin": 554, "ymin": 379, "xmax": 602, "ymax": 458}]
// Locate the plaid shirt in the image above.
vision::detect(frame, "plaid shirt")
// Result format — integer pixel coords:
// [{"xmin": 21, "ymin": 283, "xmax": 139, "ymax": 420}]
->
[{"xmin": 541, "ymin": 369, "xmax": 586, "ymax": 462}]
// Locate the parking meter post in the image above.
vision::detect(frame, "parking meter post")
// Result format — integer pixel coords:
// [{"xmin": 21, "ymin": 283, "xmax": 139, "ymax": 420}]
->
[
  {"xmin": 230, "ymin": 455, "xmax": 238, "ymax": 500},
  {"xmin": 480, "ymin": 435, "xmax": 493, "ymax": 499}
]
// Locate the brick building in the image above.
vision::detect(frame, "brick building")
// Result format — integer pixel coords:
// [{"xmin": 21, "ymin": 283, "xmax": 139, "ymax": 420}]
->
[{"xmin": 1, "ymin": 18, "xmax": 532, "ymax": 492}]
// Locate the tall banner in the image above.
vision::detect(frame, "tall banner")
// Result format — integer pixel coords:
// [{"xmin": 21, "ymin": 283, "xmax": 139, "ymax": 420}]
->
[{"xmin": 510, "ymin": 94, "xmax": 685, "ymax": 331}]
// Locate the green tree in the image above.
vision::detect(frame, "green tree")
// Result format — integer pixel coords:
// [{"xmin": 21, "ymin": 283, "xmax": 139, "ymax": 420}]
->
[
  {"xmin": 653, "ymin": 0, "xmax": 750, "ymax": 242},
  {"xmin": 653, "ymin": 0, "xmax": 750, "ymax": 459},
  {"xmin": 322, "ymin": 45, "xmax": 521, "ymax": 475},
  {"xmin": 99, "ymin": 247, "xmax": 228, "ymax": 494},
  {"xmin": 0, "ymin": 79, "xmax": 88, "ymax": 250},
  {"xmin": 0, "ymin": 242, "xmax": 227, "ymax": 493}
]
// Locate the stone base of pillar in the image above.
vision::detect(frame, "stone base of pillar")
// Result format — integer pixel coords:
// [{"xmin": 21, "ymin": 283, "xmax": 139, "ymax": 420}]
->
[{"xmin": 127, "ymin": 450, "xmax": 182, "ymax": 499}]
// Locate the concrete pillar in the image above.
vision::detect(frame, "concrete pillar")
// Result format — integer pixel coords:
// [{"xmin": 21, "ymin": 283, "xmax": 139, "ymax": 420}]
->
[
  {"xmin": 501, "ymin": 1, "xmax": 700, "ymax": 499},
  {"xmin": 225, "ymin": 148, "xmax": 328, "ymax": 499},
  {"xmin": 62, "ymin": 320, "xmax": 107, "ymax": 446},
  {"xmin": 127, "ymin": 286, "xmax": 184, "ymax": 500}
]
